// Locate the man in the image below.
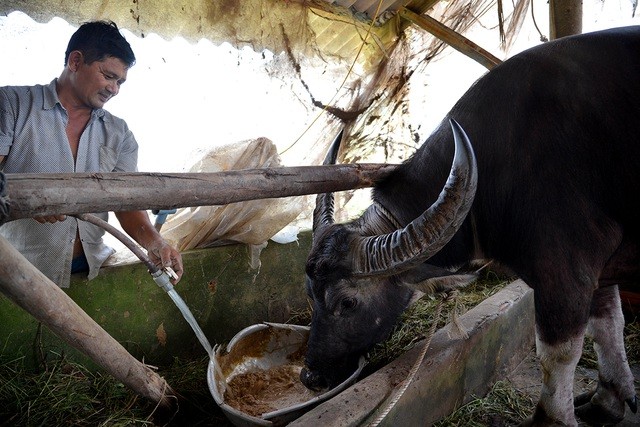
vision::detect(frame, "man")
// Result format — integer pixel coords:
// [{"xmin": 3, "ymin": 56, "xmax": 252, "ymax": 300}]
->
[{"xmin": 0, "ymin": 20, "xmax": 183, "ymax": 287}]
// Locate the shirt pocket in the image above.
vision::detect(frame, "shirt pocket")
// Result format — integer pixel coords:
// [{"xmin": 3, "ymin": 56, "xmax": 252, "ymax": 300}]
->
[{"xmin": 99, "ymin": 146, "xmax": 118, "ymax": 172}]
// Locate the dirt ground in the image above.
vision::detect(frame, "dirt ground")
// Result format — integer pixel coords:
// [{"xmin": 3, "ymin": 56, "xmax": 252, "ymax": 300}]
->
[{"xmin": 508, "ymin": 349, "xmax": 640, "ymax": 426}]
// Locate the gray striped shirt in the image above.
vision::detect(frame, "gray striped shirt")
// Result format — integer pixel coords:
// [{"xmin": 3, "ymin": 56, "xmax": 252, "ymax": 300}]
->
[{"xmin": 0, "ymin": 79, "xmax": 138, "ymax": 287}]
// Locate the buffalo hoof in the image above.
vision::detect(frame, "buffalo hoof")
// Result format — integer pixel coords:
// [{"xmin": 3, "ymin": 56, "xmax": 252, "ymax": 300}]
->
[
  {"xmin": 519, "ymin": 415, "xmax": 570, "ymax": 426},
  {"xmin": 574, "ymin": 390, "xmax": 626, "ymax": 426},
  {"xmin": 574, "ymin": 401, "xmax": 624, "ymax": 426},
  {"xmin": 573, "ymin": 389, "xmax": 595, "ymax": 407},
  {"xmin": 519, "ymin": 406, "xmax": 574, "ymax": 426}
]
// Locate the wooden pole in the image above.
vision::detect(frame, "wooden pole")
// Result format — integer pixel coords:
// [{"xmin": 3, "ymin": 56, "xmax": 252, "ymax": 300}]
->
[
  {"xmin": 549, "ymin": 0, "xmax": 582, "ymax": 39},
  {"xmin": 3, "ymin": 164, "xmax": 397, "ymax": 221},
  {"xmin": 0, "ymin": 235, "xmax": 178, "ymax": 409},
  {"xmin": 399, "ymin": 8, "xmax": 502, "ymax": 70}
]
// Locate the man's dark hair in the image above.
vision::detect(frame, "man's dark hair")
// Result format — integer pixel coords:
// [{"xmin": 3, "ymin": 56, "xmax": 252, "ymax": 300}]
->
[{"xmin": 64, "ymin": 20, "xmax": 136, "ymax": 67}]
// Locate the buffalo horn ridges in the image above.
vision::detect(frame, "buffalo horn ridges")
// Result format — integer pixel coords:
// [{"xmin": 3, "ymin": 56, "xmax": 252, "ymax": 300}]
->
[{"xmin": 351, "ymin": 119, "xmax": 478, "ymax": 277}]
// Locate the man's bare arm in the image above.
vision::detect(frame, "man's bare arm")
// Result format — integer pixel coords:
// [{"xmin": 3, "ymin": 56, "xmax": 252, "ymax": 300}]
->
[{"xmin": 115, "ymin": 210, "xmax": 183, "ymax": 283}]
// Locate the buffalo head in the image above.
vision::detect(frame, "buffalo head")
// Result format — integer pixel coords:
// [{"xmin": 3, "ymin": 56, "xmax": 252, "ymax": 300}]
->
[{"xmin": 300, "ymin": 120, "xmax": 478, "ymax": 391}]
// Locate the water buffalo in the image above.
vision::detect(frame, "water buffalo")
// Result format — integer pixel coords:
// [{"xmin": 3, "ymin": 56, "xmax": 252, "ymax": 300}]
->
[{"xmin": 301, "ymin": 26, "xmax": 640, "ymax": 426}]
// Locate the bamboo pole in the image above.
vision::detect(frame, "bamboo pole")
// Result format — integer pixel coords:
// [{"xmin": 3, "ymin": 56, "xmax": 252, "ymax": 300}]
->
[
  {"xmin": 399, "ymin": 8, "xmax": 502, "ymax": 70},
  {"xmin": 0, "ymin": 235, "xmax": 178, "ymax": 409},
  {"xmin": 3, "ymin": 164, "xmax": 397, "ymax": 221}
]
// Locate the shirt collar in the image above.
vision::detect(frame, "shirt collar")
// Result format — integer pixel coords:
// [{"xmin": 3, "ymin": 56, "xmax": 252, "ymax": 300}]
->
[
  {"xmin": 42, "ymin": 79, "xmax": 59, "ymax": 110},
  {"xmin": 42, "ymin": 78, "xmax": 106, "ymax": 119}
]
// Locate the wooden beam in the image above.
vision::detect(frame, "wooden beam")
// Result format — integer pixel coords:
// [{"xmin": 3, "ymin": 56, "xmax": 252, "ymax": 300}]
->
[
  {"xmin": 399, "ymin": 7, "xmax": 502, "ymax": 70},
  {"xmin": 2, "ymin": 164, "xmax": 397, "ymax": 221},
  {"xmin": 549, "ymin": 0, "xmax": 582, "ymax": 39},
  {"xmin": 397, "ymin": 0, "xmax": 441, "ymax": 32},
  {"xmin": 0, "ymin": 235, "xmax": 178, "ymax": 410}
]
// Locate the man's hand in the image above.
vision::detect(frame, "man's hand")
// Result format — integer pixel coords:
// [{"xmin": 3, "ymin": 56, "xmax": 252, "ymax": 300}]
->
[
  {"xmin": 33, "ymin": 215, "xmax": 67, "ymax": 224},
  {"xmin": 146, "ymin": 238, "xmax": 183, "ymax": 285},
  {"xmin": 115, "ymin": 210, "xmax": 184, "ymax": 285},
  {"xmin": 34, "ymin": 214, "xmax": 67, "ymax": 223}
]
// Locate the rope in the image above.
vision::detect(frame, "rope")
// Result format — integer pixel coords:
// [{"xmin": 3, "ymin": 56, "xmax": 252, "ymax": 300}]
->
[
  {"xmin": 448, "ymin": 289, "xmax": 469, "ymax": 339},
  {"xmin": 530, "ymin": 0, "xmax": 548, "ymax": 42},
  {"xmin": 368, "ymin": 291, "xmax": 456, "ymax": 427},
  {"xmin": 0, "ymin": 172, "xmax": 10, "ymax": 225}
]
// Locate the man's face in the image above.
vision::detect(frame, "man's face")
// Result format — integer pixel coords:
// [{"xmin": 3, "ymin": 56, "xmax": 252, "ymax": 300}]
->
[{"xmin": 74, "ymin": 54, "xmax": 128, "ymax": 109}]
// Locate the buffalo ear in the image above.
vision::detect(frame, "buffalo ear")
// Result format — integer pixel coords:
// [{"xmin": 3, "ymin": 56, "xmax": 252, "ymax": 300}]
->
[{"xmin": 398, "ymin": 264, "xmax": 477, "ymax": 294}]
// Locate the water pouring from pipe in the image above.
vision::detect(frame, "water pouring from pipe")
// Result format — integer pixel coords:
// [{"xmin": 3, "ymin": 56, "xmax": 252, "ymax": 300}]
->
[{"xmin": 74, "ymin": 213, "xmax": 213, "ymax": 356}]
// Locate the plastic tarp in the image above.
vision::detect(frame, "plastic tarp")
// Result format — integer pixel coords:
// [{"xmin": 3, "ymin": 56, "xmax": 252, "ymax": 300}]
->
[{"xmin": 159, "ymin": 137, "xmax": 308, "ymax": 252}]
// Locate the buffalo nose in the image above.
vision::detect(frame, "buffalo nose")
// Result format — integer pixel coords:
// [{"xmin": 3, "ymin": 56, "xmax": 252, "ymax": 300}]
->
[{"xmin": 300, "ymin": 366, "xmax": 329, "ymax": 392}]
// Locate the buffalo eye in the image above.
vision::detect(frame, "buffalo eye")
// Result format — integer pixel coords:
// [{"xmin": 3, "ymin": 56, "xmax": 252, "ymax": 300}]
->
[{"xmin": 341, "ymin": 297, "xmax": 357, "ymax": 311}]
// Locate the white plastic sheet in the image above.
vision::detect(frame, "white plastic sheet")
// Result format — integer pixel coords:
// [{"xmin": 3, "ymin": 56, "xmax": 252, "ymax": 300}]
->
[{"xmin": 160, "ymin": 137, "xmax": 308, "ymax": 251}]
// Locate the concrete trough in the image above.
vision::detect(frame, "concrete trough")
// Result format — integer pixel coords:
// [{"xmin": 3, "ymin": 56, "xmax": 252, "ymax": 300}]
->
[{"xmin": 289, "ymin": 280, "xmax": 535, "ymax": 426}]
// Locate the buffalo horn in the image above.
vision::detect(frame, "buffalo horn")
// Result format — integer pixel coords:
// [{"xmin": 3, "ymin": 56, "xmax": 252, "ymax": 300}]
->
[
  {"xmin": 312, "ymin": 128, "xmax": 344, "ymax": 232},
  {"xmin": 350, "ymin": 119, "xmax": 478, "ymax": 276}
]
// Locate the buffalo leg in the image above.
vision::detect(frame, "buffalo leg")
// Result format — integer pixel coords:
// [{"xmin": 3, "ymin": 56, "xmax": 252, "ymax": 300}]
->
[
  {"xmin": 574, "ymin": 285, "xmax": 637, "ymax": 424},
  {"xmin": 524, "ymin": 332, "xmax": 585, "ymax": 426}
]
